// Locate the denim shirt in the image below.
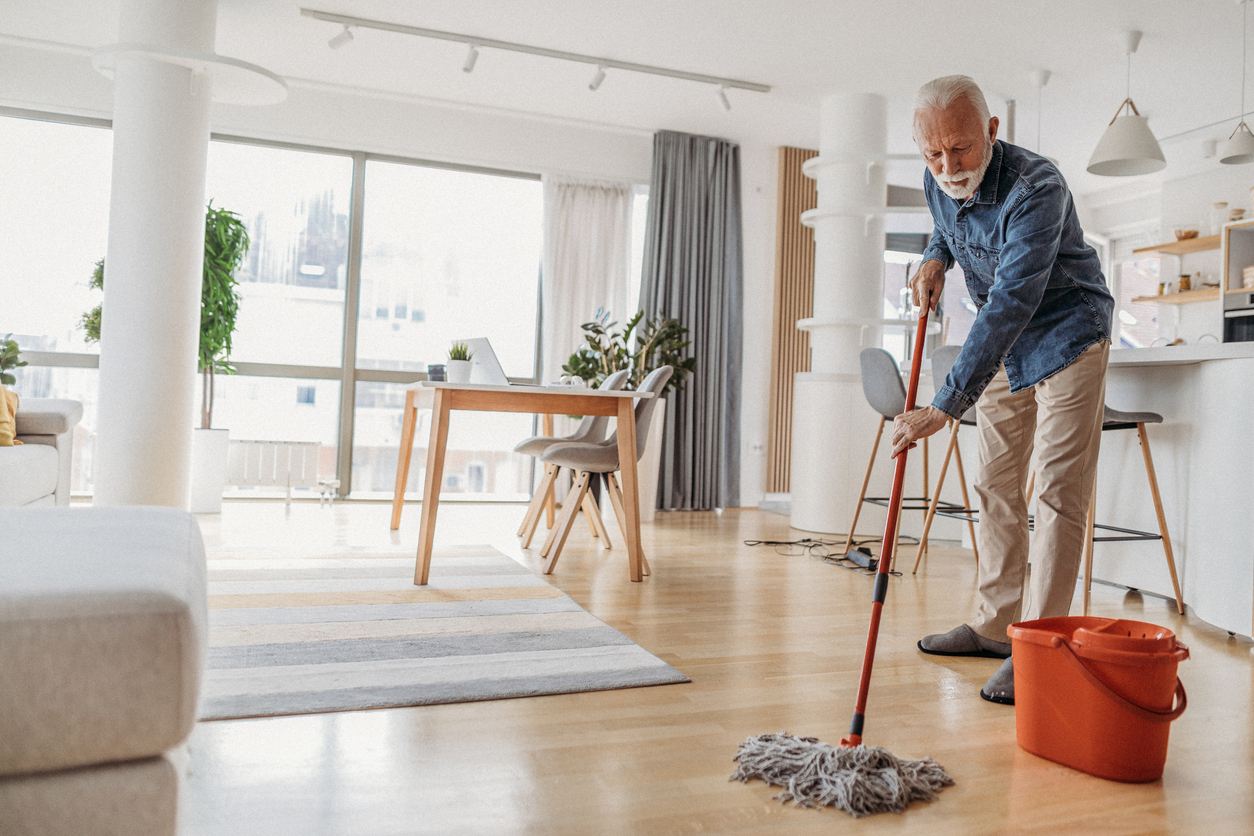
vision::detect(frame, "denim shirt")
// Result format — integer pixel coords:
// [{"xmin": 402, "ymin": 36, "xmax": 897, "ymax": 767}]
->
[{"xmin": 921, "ymin": 140, "xmax": 1114, "ymax": 419}]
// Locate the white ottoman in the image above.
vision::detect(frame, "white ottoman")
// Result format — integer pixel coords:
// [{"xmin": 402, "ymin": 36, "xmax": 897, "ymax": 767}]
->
[{"xmin": 0, "ymin": 507, "xmax": 207, "ymax": 836}]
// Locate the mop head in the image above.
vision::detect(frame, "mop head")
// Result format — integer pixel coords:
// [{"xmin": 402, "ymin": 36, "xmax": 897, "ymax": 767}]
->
[{"xmin": 730, "ymin": 732, "xmax": 954, "ymax": 818}]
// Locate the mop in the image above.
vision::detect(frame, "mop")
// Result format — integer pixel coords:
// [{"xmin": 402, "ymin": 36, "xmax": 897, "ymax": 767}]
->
[{"xmin": 731, "ymin": 308, "xmax": 954, "ymax": 817}]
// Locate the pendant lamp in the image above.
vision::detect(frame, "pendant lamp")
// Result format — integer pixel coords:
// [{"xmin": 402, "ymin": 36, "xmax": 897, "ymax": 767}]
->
[
  {"xmin": 1221, "ymin": 0, "xmax": 1254, "ymax": 165},
  {"xmin": 1087, "ymin": 31, "xmax": 1167, "ymax": 176}
]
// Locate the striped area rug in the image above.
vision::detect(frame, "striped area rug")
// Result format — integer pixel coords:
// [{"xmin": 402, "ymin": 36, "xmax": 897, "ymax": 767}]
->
[{"xmin": 199, "ymin": 546, "xmax": 689, "ymax": 720}]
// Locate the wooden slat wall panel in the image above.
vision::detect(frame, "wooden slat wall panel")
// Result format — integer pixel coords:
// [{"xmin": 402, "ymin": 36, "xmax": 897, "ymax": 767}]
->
[{"xmin": 766, "ymin": 147, "xmax": 818, "ymax": 493}]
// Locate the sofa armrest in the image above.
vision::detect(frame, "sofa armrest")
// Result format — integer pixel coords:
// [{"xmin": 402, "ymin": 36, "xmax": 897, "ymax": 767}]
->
[{"xmin": 13, "ymin": 399, "xmax": 83, "ymax": 436}]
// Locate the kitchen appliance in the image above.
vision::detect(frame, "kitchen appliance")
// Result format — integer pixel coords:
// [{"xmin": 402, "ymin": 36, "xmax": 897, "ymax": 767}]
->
[{"xmin": 1224, "ymin": 288, "xmax": 1254, "ymax": 342}]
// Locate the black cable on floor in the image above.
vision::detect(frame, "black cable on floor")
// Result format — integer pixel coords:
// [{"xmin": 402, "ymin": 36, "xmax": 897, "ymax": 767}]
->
[{"xmin": 743, "ymin": 536, "xmax": 916, "ymax": 576}]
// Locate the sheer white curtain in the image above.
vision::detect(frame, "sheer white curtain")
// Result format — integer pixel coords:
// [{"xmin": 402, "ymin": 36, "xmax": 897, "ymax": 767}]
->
[{"xmin": 541, "ymin": 176, "xmax": 633, "ymax": 393}]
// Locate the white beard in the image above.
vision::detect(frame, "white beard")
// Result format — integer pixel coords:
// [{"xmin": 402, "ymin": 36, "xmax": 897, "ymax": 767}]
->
[{"xmin": 936, "ymin": 139, "xmax": 994, "ymax": 201}]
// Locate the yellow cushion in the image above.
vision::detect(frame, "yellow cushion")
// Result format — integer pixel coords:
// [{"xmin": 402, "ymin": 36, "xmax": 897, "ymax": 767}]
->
[{"xmin": 0, "ymin": 387, "xmax": 19, "ymax": 446}]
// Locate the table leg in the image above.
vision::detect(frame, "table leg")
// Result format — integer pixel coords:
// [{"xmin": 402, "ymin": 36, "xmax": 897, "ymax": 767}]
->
[
  {"xmin": 616, "ymin": 397, "xmax": 644, "ymax": 582},
  {"xmin": 542, "ymin": 413, "xmax": 556, "ymax": 528},
  {"xmin": 391, "ymin": 389, "xmax": 418, "ymax": 531},
  {"xmin": 414, "ymin": 388, "xmax": 451, "ymax": 585}
]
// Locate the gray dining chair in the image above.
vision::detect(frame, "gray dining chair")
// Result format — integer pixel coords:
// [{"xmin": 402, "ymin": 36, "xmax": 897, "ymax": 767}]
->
[
  {"xmin": 911, "ymin": 344, "xmax": 980, "ymax": 574},
  {"xmin": 841, "ymin": 347, "xmax": 932, "ymax": 563},
  {"xmin": 536, "ymin": 365, "xmax": 672, "ymax": 577},
  {"xmin": 514, "ymin": 369, "xmax": 631, "ymax": 548}
]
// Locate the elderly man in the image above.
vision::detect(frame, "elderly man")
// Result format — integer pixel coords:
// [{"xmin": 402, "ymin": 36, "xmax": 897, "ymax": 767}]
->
[{"xmin": 891, "ymin": 75, "xmax": 1114, "ymax": 704}]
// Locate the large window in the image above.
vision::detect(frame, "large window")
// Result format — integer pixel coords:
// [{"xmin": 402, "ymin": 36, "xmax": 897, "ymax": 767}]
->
[
  {"xmin": 0, "ymin": 116, "xmax": 112, "ymax": 355},
  {"xmin": 205, "ymin": 141, "xmax": 353, "ymax": 368},
  {"xmin": 1114, "ymin": 258, "xmax": 1161, "ymax": 349},
  {"xmin": 356, "ymin": 161, "xmax": 541, "ymax": 376},
  {"xmin": 350, "ymin": 382, "xmax": 532, "ymax": 500},
  {"xmin": 349, "ymin": 161, "xmax": 543, "ymax": 499},
  {"xmin": 3, "ymin": 108, "xmax": 557, "ymax": 499}
]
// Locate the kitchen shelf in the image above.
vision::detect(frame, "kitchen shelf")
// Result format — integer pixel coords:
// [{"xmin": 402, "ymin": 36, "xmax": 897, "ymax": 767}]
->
[
  {"xmin": 1131, "ymin": 288, "xmax": 1221, "ymax": 305},
  {"xmin": 1132, "ymin": 235, "xmax": 1222, "ymax": 257}
]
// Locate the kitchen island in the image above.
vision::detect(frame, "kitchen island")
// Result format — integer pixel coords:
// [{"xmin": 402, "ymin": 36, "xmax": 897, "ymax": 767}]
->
[{"xmin": 1100, "ymin": 341, "xmax": 1254, "ymax": 636}]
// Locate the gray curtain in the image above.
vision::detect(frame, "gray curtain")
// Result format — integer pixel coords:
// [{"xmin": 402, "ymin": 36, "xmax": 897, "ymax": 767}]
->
[{"xmin": 639, "ymin": 130, "xmax": 743, "ymax": 510}]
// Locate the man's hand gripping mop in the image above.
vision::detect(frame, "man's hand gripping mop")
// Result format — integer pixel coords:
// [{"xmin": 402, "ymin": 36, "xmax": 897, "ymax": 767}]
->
[{"xmin": 730, "ymin": 309, "xmax": 954, "ymax": 818}]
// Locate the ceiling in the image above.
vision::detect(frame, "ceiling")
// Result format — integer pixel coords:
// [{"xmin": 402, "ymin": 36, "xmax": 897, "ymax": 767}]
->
[{"xmin": 4, "ymin": 0, "xmax": 1253, "ymax": 195}]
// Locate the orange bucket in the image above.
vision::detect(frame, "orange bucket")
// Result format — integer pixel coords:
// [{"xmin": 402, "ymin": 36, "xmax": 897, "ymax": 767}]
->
[{"xmin": 1007, "ymin": 616, "xmax": 1188, "ymax": 782}]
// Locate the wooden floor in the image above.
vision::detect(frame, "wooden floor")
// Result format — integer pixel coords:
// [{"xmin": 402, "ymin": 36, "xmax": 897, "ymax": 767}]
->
[{"xmin": 184, "ymin": 501, "xmax": 1254, "ymax": 835}]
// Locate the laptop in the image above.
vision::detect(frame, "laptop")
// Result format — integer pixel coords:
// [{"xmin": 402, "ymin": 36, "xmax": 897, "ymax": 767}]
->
[{"xmin": 459, "ymin": 338, "xmax": 511, "ymax": 385}]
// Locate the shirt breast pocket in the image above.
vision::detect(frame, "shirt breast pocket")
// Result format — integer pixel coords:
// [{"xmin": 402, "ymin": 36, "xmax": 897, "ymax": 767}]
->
[{"xmin": 968, "ymin": 243, "xmax": 1001, "ymax": 278}]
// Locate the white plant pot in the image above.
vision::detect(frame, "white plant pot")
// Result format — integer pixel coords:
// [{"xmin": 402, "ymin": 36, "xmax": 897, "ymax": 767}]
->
[
  {"xmin": 446, "ymin": 359, "xmax": 472, "ymax": 384},
  {"xmin": 190, "ymin": 427, "xmax": 230, "ymax": 514},
  {"xmin": 635, "ymin": 397, "xmax": 666, "ymax": 523}
]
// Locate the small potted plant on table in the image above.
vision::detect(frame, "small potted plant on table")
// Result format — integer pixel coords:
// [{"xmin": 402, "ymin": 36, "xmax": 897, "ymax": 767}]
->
[{"xmin": 447, "ymin": 342, "xmax": 474, "ymax": 383}]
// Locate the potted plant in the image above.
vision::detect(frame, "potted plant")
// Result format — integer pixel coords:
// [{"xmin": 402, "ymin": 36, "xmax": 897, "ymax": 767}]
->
[
  {"xmin": 447, "ymin": 341, "xmax": 474, "ymax": 383},
  {"xmin": 563, "ymin": 310, "xmax": 696, "ymax": 520},
  {"xmin": 190, "ymin": 204, "xmax": 248, "ymax": 512},
  {"xmin": 1, "ymin": 333, "xmax": 27, "ymax": 386},
  {"xmin": 82, "ymin": 202, "xmax": 249, "ymax": 512}
]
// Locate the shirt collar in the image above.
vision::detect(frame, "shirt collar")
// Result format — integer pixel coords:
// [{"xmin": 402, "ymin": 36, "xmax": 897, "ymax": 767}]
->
[{"xmin": 969, "ymin": 140, "xmax": 1004, "ymax": 205}]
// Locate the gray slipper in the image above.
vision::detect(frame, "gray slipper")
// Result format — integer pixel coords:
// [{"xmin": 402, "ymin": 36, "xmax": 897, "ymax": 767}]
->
[
  {"xmin": 917, "ymin": 624, "xmax": 1012, "ymax": 659},
  {"xmin": 980, "ymin": 656, "xmax": 1015, "ymax": 705}
]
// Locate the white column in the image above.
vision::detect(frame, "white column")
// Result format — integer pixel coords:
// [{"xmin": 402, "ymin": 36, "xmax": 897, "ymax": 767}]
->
[
  {"xmin": 790, "ymin": 94, "xmax": 888, "ymax": 533},
  {"xmin": 93, "ymin": 0, "xmax": 217, "ymax": 507}
]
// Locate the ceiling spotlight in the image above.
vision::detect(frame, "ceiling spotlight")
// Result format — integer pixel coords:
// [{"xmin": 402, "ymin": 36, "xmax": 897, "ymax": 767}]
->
[
  {"xmin": 717, "ymin": 84, "xmax": 731, "ymax": 111},
  {"xmin": 328, "ymin": 25, "xmax": 353, "ymax": 50},
  {"xmin": 589, "ymin": 65, "xmax": 606, "ymax": 91},
  {"xmin": 463, "ymin": 44, "xmax": 479, "ymax": 73}
]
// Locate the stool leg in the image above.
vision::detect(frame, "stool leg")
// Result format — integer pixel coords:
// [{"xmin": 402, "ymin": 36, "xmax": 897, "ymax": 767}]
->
[
  {"xmin": 1138, "ymin": 423, "xmax": 1185, "ymax": 615},
  {"xmin": 843, "ymin": 417, "xmax": 886, "ymax": 556},
  {"xmin": 913, "ymin": 419, "xmax": 958, "ymax": 574},
  {"xmin": 1082, "ymin": 473, "xmax": 1097, "ymax": 616},
  {"xmin": 921, "ymin": 434, "xmax": 930, "ymax": 511},
  {"xmin": 951, "ymin": 433, "xmax": 979, "ymax": 569},
  {"xmin": 1025, "ymin": 470, "xmax": 1035, "ymax": 505}
]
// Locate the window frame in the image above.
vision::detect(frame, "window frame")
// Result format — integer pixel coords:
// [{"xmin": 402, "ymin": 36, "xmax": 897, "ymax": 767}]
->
[{"xmin": 3, "ymin": 105, "xmax": 545, "ymax": 497}]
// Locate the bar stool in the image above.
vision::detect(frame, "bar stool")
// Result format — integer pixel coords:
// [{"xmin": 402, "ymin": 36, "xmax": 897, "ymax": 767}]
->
[
  {"xmin": 537, "ymin": 366, "xmax": 672, "ymax": 577},
  {"xmin": 842, "ymin": 348, "xmax": 939, "ymax": 562},
  {"xmin": 1080, "ymin": 406, "xmax": 1184, "ymax": 615},
  {"xmin": 514, "ymin": 369, "xmax": 630, "ymax": 548},
  {"xmin": 911, "ymin": 345, "xmax": 980, "ymax": 573}
]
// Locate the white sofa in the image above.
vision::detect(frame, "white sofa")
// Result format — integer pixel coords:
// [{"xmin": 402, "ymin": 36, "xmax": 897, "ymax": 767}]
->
[
  {"xmin": 0, "ymin": 398, "xmax": 83, "ymax": 507},
  {"xmin": 0, "ymin": 507, "xmax": 207, "ymax": 836}
]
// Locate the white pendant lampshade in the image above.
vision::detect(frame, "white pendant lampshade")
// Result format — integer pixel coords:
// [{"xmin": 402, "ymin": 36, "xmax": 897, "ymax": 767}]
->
[
  {"xmin": 1087, "ymin": 104, "xmax": 1167, "ymax": 175},
  {"xmin": 1088, "ymin": 30, "xmax": 1166, "ymax": 177},
  {"xmin": 1221, "ymin": 121, "xmax": 1254, "ymax": 165},
  {"xmin": 1223, "ymin": 3, "xmax": 1254, "ymax": 165}
]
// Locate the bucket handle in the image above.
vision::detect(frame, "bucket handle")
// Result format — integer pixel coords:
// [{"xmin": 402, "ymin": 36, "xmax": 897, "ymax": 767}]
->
[{"xmin": 1050, "ymin": 637, "xmax": 1187, "ymax": 723}]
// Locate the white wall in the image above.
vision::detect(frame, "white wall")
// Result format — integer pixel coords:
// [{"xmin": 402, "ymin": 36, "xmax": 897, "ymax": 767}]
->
[
  {"xmin": 735, "ymin": 140, "xmax": 777, "ymax": 507},
  {"xmin": 0, "ymin": 40, "xmax": 779, "ymax": 506}
]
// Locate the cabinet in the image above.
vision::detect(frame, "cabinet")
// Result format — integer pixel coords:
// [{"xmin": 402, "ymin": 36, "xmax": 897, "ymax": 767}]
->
[{"xmin": 1222, "ymin": 219, "xmax": 1254, "ymax": 295}]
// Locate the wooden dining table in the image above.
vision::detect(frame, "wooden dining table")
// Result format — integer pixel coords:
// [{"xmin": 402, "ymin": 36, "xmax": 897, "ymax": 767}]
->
[{"xmin": 390, "ymin": 382, "xmax": 654, "ymax": 585}]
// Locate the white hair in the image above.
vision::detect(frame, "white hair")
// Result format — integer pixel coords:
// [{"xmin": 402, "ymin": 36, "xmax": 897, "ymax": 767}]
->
[{"xmin": 913, "ymin": 75, "xmax": 991, "ymax": 133}]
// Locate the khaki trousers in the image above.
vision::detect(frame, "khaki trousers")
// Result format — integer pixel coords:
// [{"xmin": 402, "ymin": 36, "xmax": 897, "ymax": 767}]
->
[{"xmin": 970, "ymin": 341, "xmax": 1109, "ymax": 644}]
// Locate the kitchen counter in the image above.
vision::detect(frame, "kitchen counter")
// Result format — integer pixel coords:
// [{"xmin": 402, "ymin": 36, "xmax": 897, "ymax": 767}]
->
[
  {"xmin": 1100, "ymin": 348, "xmax": 1254, "ymax": 636},
  {"xmin": 1108, "ymin": 341, "xmax": 1254, "ymax": 367}
]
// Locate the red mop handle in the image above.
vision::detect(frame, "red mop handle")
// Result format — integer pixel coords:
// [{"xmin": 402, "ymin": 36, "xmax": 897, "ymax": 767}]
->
[{"xmin": 842, "ymin": 308, "xmax": 930, "ymax": 748}]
